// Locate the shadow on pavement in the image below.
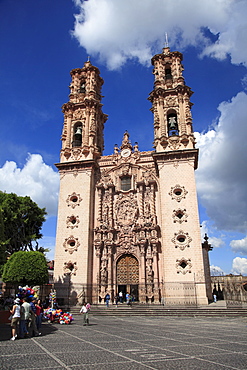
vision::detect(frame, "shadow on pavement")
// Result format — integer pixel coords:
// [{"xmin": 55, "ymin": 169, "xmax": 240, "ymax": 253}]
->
[{"xmin": 0, "ymin": 322, "xmax": 58, "ymax": 342}]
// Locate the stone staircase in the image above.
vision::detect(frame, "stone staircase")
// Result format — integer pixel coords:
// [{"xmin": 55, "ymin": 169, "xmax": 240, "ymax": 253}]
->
[{"xmin": 68, "ymin": 302, "xmax": 247, "ymax": 318}]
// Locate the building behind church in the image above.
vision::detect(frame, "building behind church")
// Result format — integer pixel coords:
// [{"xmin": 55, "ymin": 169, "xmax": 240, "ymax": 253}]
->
[{"xmin": 54, "ymin": 46, "xmax": 212, "ymax": 306}]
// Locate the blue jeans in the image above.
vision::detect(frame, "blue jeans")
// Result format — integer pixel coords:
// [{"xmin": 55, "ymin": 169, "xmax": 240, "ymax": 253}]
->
[
  {"xmin": 19, "ymin": 319, "xmax": 28, "ymax": 338},
  {"xmin": 36, "ymin": 314, "xmax": 42, "ymax": 330}
]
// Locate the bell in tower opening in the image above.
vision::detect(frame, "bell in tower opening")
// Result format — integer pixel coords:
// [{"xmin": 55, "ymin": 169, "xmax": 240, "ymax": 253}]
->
[
  {"xmin": 54, "ymin": 45, "xmax": 212, "ymax": 308},
  {"xmin": 73, "ymin": 125, "xmax": 82, "ymax": 147}
]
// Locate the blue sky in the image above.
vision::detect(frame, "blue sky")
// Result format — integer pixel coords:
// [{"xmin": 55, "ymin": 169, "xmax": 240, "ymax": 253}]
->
[{"xmin": 0, "ymin": 0, "xmax": 247, "ymax": 275}]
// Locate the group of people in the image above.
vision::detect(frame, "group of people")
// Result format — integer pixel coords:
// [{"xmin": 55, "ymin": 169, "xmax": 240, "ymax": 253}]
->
[
  {"xmin": 9, "ymin": 297, "xmax": 43, "ymax": 341},
  {"xmin": 104, "ymin": 291, "xmax": 134, "ymax": 307}
]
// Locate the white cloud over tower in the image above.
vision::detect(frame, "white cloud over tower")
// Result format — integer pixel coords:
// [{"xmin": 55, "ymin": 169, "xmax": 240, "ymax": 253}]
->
[{"xmin": 72, "ymin": 0, "xmax": 247, "ymax": 69}]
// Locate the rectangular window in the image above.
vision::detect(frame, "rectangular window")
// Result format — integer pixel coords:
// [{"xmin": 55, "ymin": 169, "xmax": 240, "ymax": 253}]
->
[{"xmin": 121, "ymin": 176, "xmax": 131, "ymax": 191}]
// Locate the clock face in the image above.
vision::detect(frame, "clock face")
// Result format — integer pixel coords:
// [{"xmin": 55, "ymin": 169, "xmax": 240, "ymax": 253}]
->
[{"xmin": 121, "ymin": 148, "xmax": 131, "ymax": 157}]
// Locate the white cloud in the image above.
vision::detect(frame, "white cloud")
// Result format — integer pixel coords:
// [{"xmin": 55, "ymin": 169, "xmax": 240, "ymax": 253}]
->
[
  {"xmin": 72, "ymin": 0, "xmax": 247, "ymax": 69},
  {"xmin": 210, "ymin": 265, "xmax": 225, "ymax": 276},
  {"xmin": 200, "ymin": 220, "xmax": 224, "ymax": 248},
  {"xmin": 195, "ymin": 91, "xmax": 247, "ymax": 233},
  {"xmin": 0, "ymin": 154, "xmax": 59, "ymax": 216},
  {"xmin": 230, "ymin": 236, "xmax": 247, "ymax": 256},
  {"xmin": 201, "ymin": 0, "xmax": 247, "ymax": 66},
  {"xmin": 231, "ymin": 257, "xmax": 247, "ymax": 275}
]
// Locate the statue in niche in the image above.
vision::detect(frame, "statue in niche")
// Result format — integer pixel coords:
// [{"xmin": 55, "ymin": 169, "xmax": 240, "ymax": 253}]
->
[
  {"xmin": 100, "ymin": 260, "xmax": 107, "ymax": 285},
  {"xmin": 102, "ymin": 203, "xmax": 109, "ymax": 225},
  {"xmin": 146, "ymin": 264, "xmax": 153, "ymax": 284}
]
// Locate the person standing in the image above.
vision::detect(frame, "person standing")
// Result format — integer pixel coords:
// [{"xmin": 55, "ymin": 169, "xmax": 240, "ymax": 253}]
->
[
  {"xmin": 35, "ymin": 299, "xmax": 43, "ymax": 331},
  {"xmin": 85, "ymin": 302, "xmax": 91, "ymax": 325},
  {"xmin": 118, "ymin": 291, "xmax": 123, "ymax": 304},
  {"xmin": 9, "ymin": 298, "xmax": 21, "ymax": 340},
  {"xmin": 80, "ymin": 302, "xmax": 88, "ymax": 326},
  {"xmin": 19, "ymin": 298, "xmax": 30, "ymax": 338},
  {"xmin": 104, "ymin": 293, "xmax": 110, "ymax": 307},
  {"xmin": 114, "ymin": 295, "xmax": 119, "ymax": 307},
  {"xmin": 29, "ymin": 298, "xmax": 40, "ymax": 337}
]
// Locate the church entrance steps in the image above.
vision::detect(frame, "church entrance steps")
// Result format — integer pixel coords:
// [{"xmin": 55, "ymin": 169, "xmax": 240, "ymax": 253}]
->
[{"xmin": 68, "ymin": 303, "xmax": 247, "ymax": 317}]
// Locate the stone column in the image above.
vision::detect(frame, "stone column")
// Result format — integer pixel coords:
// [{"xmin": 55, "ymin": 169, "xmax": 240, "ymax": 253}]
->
[
  {"xmin": 94, "ymin": 243, "xmax": 101, "ymax": 303},
  {"xmin": 66, "ymin": 113, "xmax": 73, "ymax": 147},
  {"xmin": 139, "ymin": 242, "xmax": 146, "ymax": 303},
  {"xmin": 98, "ymin": 188, "xmax": 103, "ymax": 222},
  {"xmin": 152, "ymin": 243, "xmax": 160, "ymax": 303}
]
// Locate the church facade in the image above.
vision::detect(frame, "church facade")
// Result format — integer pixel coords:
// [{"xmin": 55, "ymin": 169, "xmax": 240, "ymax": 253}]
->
[{"xmin": 54, "ymin": 47, "xmax": 212, "ymax": 306}]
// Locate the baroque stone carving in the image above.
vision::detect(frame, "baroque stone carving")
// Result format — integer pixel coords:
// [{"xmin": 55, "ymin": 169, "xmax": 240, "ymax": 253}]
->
[
  {"xmin": 98, "ymin": 170, "xmax": 114, "ymax": 189},
  {"xmin": 102, "ymin": 190, "xmax": 111, "ymax": 227},
  {"xmin": 172, "ymin": 230, "xmax": 192, "ymax": 251},
  {"xmin": 66, "ymin": 215, "xmax": 80, "ymax": 228},
  {"xmin": 117, "ymin": 225, "xmax": 135, "ymax": 253},
  {"xmin": 66, "ymin": 192, "xmax": 82, "ymax": 208},
  {"xmin": 168, "ymin": 136, "xmax": 181, "ymax": 150},
  {"xmin": 176, "ymin": 258, "xmax": 192, "ymax": 274},
  {"xmin": 115, "ymin": 193, "xmax": 138, "ymax": 227},
  {"xmin": 63, "ymin": 235, "xmax": 80, "ymax": 254},
  {"xmin": 169, "ymin": 185, "xmax": 188, "ymax": 202},
  {"xmin": 172, "ymin": 209, "xmax": 188, "ymax": 223},
  {"xmin": 141, "ymin": 169, "xmax": 156, "ymax": 186},
  {"xmin": 63, "ymin": 261, "xmax": 78, "ymax": 275}
]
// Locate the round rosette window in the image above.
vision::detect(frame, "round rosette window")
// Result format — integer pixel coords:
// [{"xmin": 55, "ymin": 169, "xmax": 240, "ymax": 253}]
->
[
  {"xmin": 66, "ymin": 192, "xmax": 82, "ymax": 208},
  {"xmin": 172, "ymin": 230, "xmax": 192, "ymax": 251},
  {"xmin": 169, "ymin": 185, "xmax": 188, "ymax": 202},
  {"xmin": 63, "ymin": 236, "xmax": 80, "ymax": 254}
]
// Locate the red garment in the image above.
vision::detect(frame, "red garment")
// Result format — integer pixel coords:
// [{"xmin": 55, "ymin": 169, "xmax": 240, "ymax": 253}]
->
[{"xmin": 35, "ymin": 305, "xmax": 42, "ymax": 315}]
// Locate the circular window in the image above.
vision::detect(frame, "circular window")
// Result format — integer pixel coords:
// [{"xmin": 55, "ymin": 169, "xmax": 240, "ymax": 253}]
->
[
  {"xmin": 174, "ymin": 189, "xmax": 182, "ymax": 196},
  {"xmin": 71, "ymin": 196, "xmax": 78, "ymax": 203},
  {"xmin": 178, "ymin": 236, "xmax": 185, "ymax": 243},
  {"xmin": 69, "ymin": 241, "xmax": 75, "ymax": 247}
]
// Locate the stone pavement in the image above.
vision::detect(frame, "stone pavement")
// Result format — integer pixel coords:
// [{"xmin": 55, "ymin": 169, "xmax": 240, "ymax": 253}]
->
[{"xmin": 0, "ymin": 314, "xmax": 247, "ymax": 369}]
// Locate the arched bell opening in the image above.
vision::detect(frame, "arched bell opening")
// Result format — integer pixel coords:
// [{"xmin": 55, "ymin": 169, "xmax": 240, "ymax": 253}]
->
[
  {"xmin": 72, "ymin": 122, "xmax": 82, "ymax": 147},
  {"xmin": 167, "ymin": 109, "xmax": 179, "ymax": 137},
  {"xmin": 116, "ymin": 254, "xmax": 139, "ymax": 302}
]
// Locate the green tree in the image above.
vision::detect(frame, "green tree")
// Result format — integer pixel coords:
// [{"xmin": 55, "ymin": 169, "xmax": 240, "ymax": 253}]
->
[
  {"xmin": 0, "ymin": 191, "xmax": 47, "ymax": 255},
  {"xmin": 2, "ymin": 251, "xmax": 49, "ymax": 286}
]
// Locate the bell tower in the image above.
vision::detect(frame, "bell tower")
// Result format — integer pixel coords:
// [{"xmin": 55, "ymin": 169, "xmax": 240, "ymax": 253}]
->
[
  {"xmin": 60, "ymin": 60, "xmax": 107, "ymax": 162},
  {"xmin": 54, "ymin": 60, "xmax": 107, "ymax": 303},
  {"xmin": 149, "ymin": 46, "xmax": 194, "ymax": 152},
  {"xmin": 150, "ymin": 47, "xmax": 208, "ymax": 305}
]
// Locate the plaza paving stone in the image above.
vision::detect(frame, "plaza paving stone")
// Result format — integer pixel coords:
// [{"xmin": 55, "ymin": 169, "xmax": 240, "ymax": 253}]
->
[{"xmin": 0, "ymin": 314, "xmax": 247, "ymax": 369}]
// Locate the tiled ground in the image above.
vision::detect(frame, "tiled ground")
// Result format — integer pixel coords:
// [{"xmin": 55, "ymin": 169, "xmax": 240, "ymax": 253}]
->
[{"xmin": 1, "ymin": 314, "xmax": 247, "ymax": 369}]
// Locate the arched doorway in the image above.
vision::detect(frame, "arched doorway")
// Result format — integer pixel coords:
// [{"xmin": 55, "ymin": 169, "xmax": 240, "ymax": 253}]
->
[{"xmin": 117, "ymin": 254, "xmax": 139, "ymax": 301}]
